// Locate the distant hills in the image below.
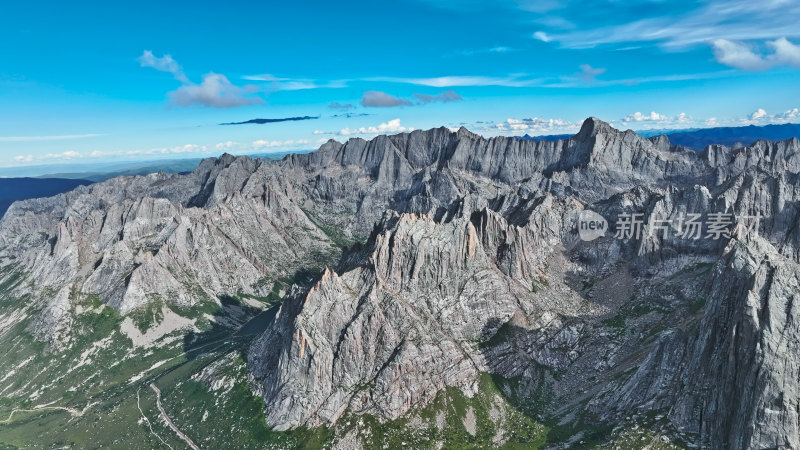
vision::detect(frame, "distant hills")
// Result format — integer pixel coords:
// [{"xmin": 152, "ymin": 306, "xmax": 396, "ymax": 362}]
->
[
  {"xmin": 519, "ymin": 122, "xmax": 800, "ymax": 150},
  {"xmin": 0, "ymin": 151, "xmax": 310, "ymax": 217},
  {"xmin": 32, "ymin": 158, "xmax": 205, "ymax": 182},
  {"xmin": 0, "ymin": 151, "xmax": 308, "ymax": 181},
  {"xmin": 663, "ymin": 123, "xmax": 800, "ymax": 149},
  {"xmin": 0, "ymin": 158, "xmax": 205, "ymax": 180},
  {"xmin": 518, "ymin": 133, "xmax": 574, "ymax": 142},
  {"xmin": 0, "ymin": 178, "xmax": 93, "ymax": 217}
]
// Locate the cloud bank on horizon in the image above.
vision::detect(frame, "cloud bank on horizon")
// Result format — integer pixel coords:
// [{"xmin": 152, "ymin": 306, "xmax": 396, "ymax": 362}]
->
[{"xmin": 1, "ymin": 0, "xmax": 799, "ymax": 167}]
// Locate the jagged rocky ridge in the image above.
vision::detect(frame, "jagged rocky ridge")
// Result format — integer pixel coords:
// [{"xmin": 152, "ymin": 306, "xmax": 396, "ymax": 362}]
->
[{"xmin": 3, "ymin": 118, "xmax": 800, "ymax": 447}]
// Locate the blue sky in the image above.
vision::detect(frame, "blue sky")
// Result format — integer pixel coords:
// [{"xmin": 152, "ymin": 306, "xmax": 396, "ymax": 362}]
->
[{"xmin": 1, "ymin": 0, "xmax": 799, "ymax": 169}]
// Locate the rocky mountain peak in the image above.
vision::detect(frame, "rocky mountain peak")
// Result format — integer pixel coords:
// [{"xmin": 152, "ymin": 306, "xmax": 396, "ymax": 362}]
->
[
  {"xmin": 455, "ymin": 125, "xmax": 482, "ymax": 140},
  {"xmin": 575, "ymin": 116, "xmax": 616, "ymax": 138}
]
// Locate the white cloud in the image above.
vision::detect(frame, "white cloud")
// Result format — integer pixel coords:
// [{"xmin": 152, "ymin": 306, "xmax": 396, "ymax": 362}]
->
[
  {"xmin": 770, "ymin": 37, "xmax": 800, "ymax": 67},
  {"xmin": 532, "ymin": 31, "xmax": 551, "ymax": 42},
  {"xmin": 0, "ymin": 133, "xmax": 103, "ymax": 142},
  {"xmin": 711, "ymin": 39, "xmax": 766, "ymax": 70},
  {"xmin": 252, "ymin": 139, "xmax": 311, "ymax": 149},
  {"xmin": 215, "ymin": 141, "xmax": 240, "ymax": 151},
  {"xmin": 18, "ymin": 150, "xmax": 84, "ymax": 162},
  {"xmin": 706, "ymin": 117, "xmax": 719, "ymax": 126},
  {"xmin": 315, "ymin": 118, "xmax": 413, "ymax": 136},
  {"xmin": 712, "ymin": 37, "xmax": 800, "ymax": 70},
  {"xmin": 711, "ymin": 40, "xmax": 760, "ymax": 70},
  {"xmin": 741, "ymin": 107, "xmax": 800, "ymax": 124},
  {"xmin": 620, "ymin": 111, "xmax": 694, "ymax": 127},
  {"xmin": 623, "ymin": 111, "xmax": 669, "ymax": 122},
  {"xmin": 169, "ymin": 73, "xmax": 264, "ymax": 108},
  {"xmin": 776, "ymin": 107, "xmax": 800, "ymax": 121},
  {"xmin": 750, "ymin": 108, "xmax": 768, "ymax": 121},
  {"xmin": 494, "ymin": 117, "xmax": 582, "ymax": 136},
  {"xmin": 138, "ymin": 50, "xmax": 188, "ymax": 83},
  {"xmin": 140, "ymin": 51, "xmax": 262, "ymax": 108},
  {"xmin": 361, "ymin": 91, "xmax": 412, "ymax": 107}
]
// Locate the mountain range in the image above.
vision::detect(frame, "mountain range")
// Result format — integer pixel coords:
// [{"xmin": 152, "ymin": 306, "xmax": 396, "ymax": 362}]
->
[
  {"xmin": 1, "ymin": 118, "xmax": 800, "ymax": 448},
  {"xmin": 520, "ymin": 121, "xmax": 800, "ymax": 150},
  {"xmin": 0, "ymin": 177, "xmax": 93, "ymax": 217}
]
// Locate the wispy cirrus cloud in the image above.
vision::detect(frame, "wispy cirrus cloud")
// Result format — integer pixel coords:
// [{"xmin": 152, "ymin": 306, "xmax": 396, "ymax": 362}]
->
[
  {"xmin": 526, "ymin": 0, "xmax": 800, "ymax": 73},
  {"xmin": 534, "ymin": 0, "xmax": 800, "ymax": 49},
  {"xmin": 0, "ymin": 134, "xmax": 104, "ymax": 142},
  {"xmin": 366, "ymin": 75, "xmax": 544, "ymax": 88},
  {"xmin": 532, "ymin": 31, "xmax": 551, "ymax": 42},
  {"xmin": 449, "ymin": 46, "xmax": 517, "ymax": 57},
  {"xmin": 542, "ymin": 71, "xmax": 734, "ymax": 88},
  {"xmin": 10, "ymin": 143, "xmax": 215, "ymax": 164},
  {"xmin": 366, "ymin": 71, "xmax": 727, "ymax": 89},
  {"xmin": 242, "ymin": 74, "xmax": 348, "ymax": 91}
]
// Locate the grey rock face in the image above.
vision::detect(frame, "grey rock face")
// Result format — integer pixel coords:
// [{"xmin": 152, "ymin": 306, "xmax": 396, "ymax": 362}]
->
[
  {"xmin": 4, "ymin": 117, "xmax": 800, "ymax": 447},
  {"xmin": 595, "ymin": 230, "xmax": 800, "ymax": 448},
  {"xmin": 245, "ymin": 118, "xmax": 800, "ymax": 447},
  {"xmin": 248, "ymin": 204, "xmax": 571, "ymax": 430},
  {"xmin": 0, "ymin": 157, "xmax": 336, "ymax": 347}
]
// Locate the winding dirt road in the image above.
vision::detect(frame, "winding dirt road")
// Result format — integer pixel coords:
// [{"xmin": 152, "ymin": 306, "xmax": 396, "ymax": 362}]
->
[{"xmin": 150, "ymin": 383, "xmax": 200, "ymax": 450}]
